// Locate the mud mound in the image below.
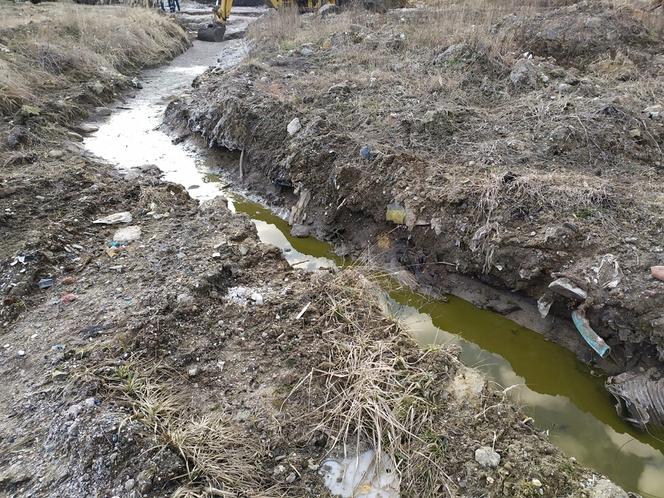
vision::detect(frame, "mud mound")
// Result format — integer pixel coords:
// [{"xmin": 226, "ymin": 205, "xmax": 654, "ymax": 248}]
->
[{"xmin": 497, "ymin": 1, "xmax": 659, "ymax": 66}]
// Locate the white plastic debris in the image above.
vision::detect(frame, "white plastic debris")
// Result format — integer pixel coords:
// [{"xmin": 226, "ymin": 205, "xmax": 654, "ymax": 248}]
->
[
  {"xmin": 112, "ymin": 225, "xmax": 141, "ymax": 243},
  {"xmin": 537, "ymin": 294, "xmax": 553, "ymax": 318},
  {"xmin": 93, "ymin": 211, "xmax": 132, "ymax": 225},
  {"xmin": 319, "ymin": 450, "xmax": 399, "ymax": 498}
]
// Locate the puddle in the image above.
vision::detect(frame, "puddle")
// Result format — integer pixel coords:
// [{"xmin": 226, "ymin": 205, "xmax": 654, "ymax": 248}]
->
[{"xmin": 84, "ymin": 35, "xmax": 664, "ymax": 497}]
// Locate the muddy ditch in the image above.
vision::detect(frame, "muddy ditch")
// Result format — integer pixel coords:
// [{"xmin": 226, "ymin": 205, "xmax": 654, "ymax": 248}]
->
[
  {"xmin": 1, "ymin": 2, "xmax": 662, "ymax": 497},
  {"xmin": 66, "ymin": 12, "xmax": 663, "ymax": 498}
]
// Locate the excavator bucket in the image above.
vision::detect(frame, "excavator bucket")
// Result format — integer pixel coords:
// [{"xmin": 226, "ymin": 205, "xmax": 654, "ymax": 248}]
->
[{"xmin": 198, "ymin": 23, "xmax": 226, "ymax": 42}]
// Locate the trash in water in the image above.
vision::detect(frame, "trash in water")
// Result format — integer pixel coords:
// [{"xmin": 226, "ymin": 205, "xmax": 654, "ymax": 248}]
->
[
  {"xmin": 606, "ymin": 368, "xmax": 664, "ymax": 429},
  {"xmin": 571, "ymin": 309, "xmax": 610, "ymax": 358},
  {"xmin": 386, "ymin": 203, "xmax": 406, "ymax": 225},
  {"xmin": 93, "ymin": 211, "xmax": 132, "ymax": 225},
  {"xmin": 319, "ymin": 449, "xmax": 399, "ymax": 498},
  {"xmin": 38, "ymin": 278, "xmax": 54, "ymax": 289},
  {"xmin": 112, "ymin": 225, "xmax": 141, "ymax": 244}
]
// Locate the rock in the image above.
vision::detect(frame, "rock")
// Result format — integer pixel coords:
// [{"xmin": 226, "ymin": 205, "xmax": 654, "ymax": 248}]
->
[
  {"xmin": 557, "ymin": 82, "xmax": 573, "ymax": 93},
  {"xmin": 47, "ymin": 149, "xmax": 65, "ymax": 159},
  {"xmin": 327, "ymin": 82, "xmax": 351, "ymax": 95},
  {"xmin": 273, "ymin": 464, "xmax": 286, "ymax": 476},
  {"xmin": 7, "ymin": 126, "xmax": 29, "ymax": 148},
  {"xmin": 90, "ymin": 81, "xmax": 105, "ymax": 95},
  {"xmin": 318, "ymin": 3, "xmax": 339, "ymax": 17},
  {"xmin": 93, "ymin": 211, "xmax": 132, "ymax": 225},
  {"xmin": 131, "ymin": 77, "xmax": 143, "ymax": 89},
  {"xmin": 177, "ymin": 293, "xmax": 194, "ymax": 306},
  {"xmin": 285, "ymin": 472, "xmax": 297, "ymax": 484},
  {"xmin": 113, "ymin": 225, "xmax": 142, "ymax": 243},
  {"xmin": 629, "ymin": 128, "xmax": 641, "ymax": 138},
  {"xmin": 72, "ymin": 123, "xmax": 99, "ymax": 134},
  {"xmin": 589, "ymin": 479, "xmax": 628, "ymax": 498},
  {"xmin": 287, "ymin": 117, "xmax": 301, "ymax": 135},
  {"xmin": 94, "ymin": 106, "xmax": 112, "ymax": 116},
  {"xmin": 66, "ymin": 403, "xmax": 83, "ymax": 420},
  {"xmin": 651, "ymin": 266, "xmax": 664, "ymax": 282},
  {"xmin": 187, "ymin": 366, "xmax": 199, "ymax": 377},
  {"xmin": 300, "ymin": 47, "xmax": 314, "ymax": 56},
  {"xmin": 510, "ymin": 59, "xmax": 538, "ymax": 87},
  {"xmin": 548, "ymin": 277, "xmax": 587, "ymax": 301},
  {"xmin": 531, "ymin": 478, "xmax": 542, "ymax": 487},
  {"xmin": 474, "ymin": 446, "xmax": 500, "ymax": 468},
  {"xmin": 433, "ymin": 43, "xmax": 470, "ymax": 64},
  {"xmin": 124, "ymin": 479, "xmax": 135, "ymax": 491},
  {"xmin": 290, "ymin": 224, "xmax": 311, "ymax": 238},
  {"xmin": 17, "ymin": 350, "xmax": 26, "ymax": 357}
]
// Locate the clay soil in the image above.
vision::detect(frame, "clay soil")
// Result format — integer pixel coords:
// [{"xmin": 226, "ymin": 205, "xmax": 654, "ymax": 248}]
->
[
  {"xmin": 167, "ymin": 0, "xmax": 664, "ymax": 374},
  {"xmin": 0, "ymin": 1, "xmax": 638, "ymax": 497}
]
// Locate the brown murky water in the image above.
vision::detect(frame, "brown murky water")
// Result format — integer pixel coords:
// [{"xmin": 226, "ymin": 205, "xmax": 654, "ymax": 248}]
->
[{"xmin": 84, "ymin": 35, "xmax": 664, "ymax": 497}]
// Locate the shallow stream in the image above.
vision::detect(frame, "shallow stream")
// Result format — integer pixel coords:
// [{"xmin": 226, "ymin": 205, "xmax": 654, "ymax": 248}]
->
[{"xmin": 84, "ymin": 35, "xmax": 664, "ymax": 496}]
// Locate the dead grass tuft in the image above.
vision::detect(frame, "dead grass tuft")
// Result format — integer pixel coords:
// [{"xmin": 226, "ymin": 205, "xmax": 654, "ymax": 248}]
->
[
  {"xmin": 289, "ymin": 270, "xmax": 459, "ymax": 496},
  {"xmin": 0, "ymin": 3, "xmax": 189, "ymax": 115},
  {"xmin": 105, "ymin": 361, "xmax": 264, "ymax": 495}
]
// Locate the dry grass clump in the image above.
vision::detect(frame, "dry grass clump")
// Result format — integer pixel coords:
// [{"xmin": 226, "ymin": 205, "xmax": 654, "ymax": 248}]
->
[
  {"xmin": 0, "ymin": 3, "xmax": 189, "ymax": 115},
  {"xmin": 107, "ymin": 361, "xmax": 264, "ymax": 496},
  {"xmin": 290, "ymin": 270, "xmax": 459, "ymax": 496},
  {"xmin": 246, "ymin": 5, "xmax": 352, "ymax": 51}
]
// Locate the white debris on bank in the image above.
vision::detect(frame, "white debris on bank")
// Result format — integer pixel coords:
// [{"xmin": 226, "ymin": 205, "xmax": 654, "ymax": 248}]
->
[
  {"xmin": 226, "ymin": 286, "xmax": 267, "ymax": 306},
  {"xmin": 319, "ymin": 449, "xmax": 399, "ymax": 498}
]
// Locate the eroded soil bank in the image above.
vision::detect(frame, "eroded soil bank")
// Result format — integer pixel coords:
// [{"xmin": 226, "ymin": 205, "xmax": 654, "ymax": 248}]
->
[
  {"xmin": 167, "ymin": 0, "xmax": 664, "ymax": 375},
  {"xmin": 0, "ymin": 2, "xmax": 639, "ymax": 498}
]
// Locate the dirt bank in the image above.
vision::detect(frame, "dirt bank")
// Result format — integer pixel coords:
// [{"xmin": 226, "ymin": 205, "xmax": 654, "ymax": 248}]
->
[
  {"xmin": 166, "ymin": 0, "xmax": 664, "ymax": 373},
  {"xmin": 0, "ymin": 2, "xmax": 634, "ymax": 497}
]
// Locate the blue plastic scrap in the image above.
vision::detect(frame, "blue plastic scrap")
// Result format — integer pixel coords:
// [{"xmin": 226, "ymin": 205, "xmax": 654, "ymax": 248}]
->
[{"xmin": 572, "ymin": 310, "xmax": 611, "ymax": 358}]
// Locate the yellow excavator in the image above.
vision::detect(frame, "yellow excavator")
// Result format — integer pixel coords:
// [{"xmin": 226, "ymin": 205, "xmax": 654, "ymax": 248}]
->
[{"xmin": 197, "ymin": 0, "xmax": 337, "ymax": 41}]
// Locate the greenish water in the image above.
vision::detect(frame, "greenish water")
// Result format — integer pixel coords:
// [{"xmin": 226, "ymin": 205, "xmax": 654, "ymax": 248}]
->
[{"xmin": 227, "ymin": 191, "xmax": 664, "ymax": 497}]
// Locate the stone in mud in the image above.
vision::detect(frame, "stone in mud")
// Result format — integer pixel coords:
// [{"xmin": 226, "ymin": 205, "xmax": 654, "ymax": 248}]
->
[
  {"xmin": 651, "ymin": 266, "xmax": 664, "ymax": 282},
  {"xmin": 548, "ymin": 277, "xmax": 587, "ymax": 301},
  {"xmin": 287, "ymin": 117, "xmax": 302, "ymax": 135},
  {"xmin": 474, "ymin": 446, "xmax": 500, "ymax": 468},
  {"xmin": 318, "ymin": 3, "xmax": 339, "ymax": 17},
  {"xmin": 510, "ymin": 58, "xmax": 539, "ymax": 87},
  {"xmin": 72, "ymin": 123, "xmax": 99, "ymax": 134},
  {"xmin": 290, "ymin": 224, "xmax": 311, "ymax": 238}
]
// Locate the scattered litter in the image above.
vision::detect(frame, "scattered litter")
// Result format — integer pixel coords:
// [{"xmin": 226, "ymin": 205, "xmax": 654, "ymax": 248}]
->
[
  {"xmin": 112, "ymin": 225, "xmax": 141, "ymax": 243},
  {"xmin": 227, "ymin": 286, "xmax": 268, "ymax": 306},
  {"xmin": 571, "ymin": 309, "xmax": 610, "ymax": 358},
  {"xmin": 595, "ymin": 254, "xmax": 622, "ymax": 289},
  {"xmin": 38, "ymin": 278, "xmax": 54, "ymax": 289},
  {"xmin": 537, "ymin": 294, "xmax": 553, "ymax": 318},
  {"xmin": 93, "ymin": 211, "xmax": 132, "ymax": 225},
  {"xmin": 17, "ymin": 350, "xmax": 26, "ymax": 357},
  {"xmin": 385, "ymin": 203, "xmax": 406, "ymax": 225},
  {"xmin": 319, "ymin": 449, "xmax": 399, "ymax": 498},
  {"xmin": 250, "ymin": 292, "xmax": 264, "ymax": 305},
  {"xmin": 548, "ymin": 277, "xmax": 587, "ymax": 301},
  {"xmin": 606, "ymin": 368, "xmax": 664, "ymax": 429},
  {"xmin": 360, "ymin": 144, "xmax": 372, "ymax": 160},
  {"xmin": 296, "ymin": 301, "xmax": 311, "ymax": 320}
]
